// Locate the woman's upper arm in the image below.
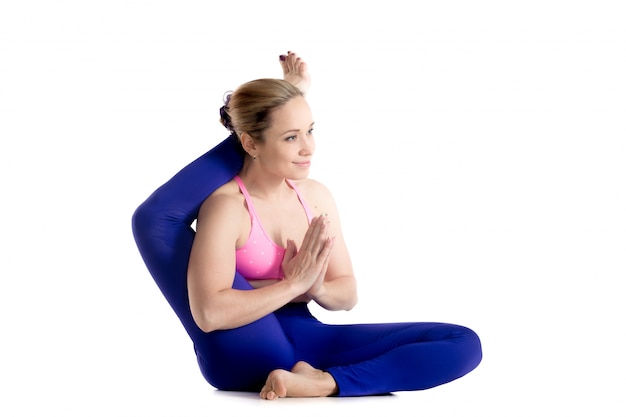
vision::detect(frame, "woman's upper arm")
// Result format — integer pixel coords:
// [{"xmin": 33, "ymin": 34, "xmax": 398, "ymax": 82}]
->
[{"xmin": 187, "ymin": 193, "xmax": 241, "ymax": 323}]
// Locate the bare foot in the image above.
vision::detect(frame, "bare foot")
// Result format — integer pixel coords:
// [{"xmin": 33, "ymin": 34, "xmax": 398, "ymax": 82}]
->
[
  {"xmin": 280, "ymin": 51, "xmax": 311, "ymax": 95},
  {"xmin": 260, "ymin": 361, "xmax": 338, "ymax": 400}
]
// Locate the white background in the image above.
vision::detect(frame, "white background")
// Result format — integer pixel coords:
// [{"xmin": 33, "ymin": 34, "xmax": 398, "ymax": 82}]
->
[{"xmin": 1, "ymin": 1, "xmax": 625, "ymax": 416}]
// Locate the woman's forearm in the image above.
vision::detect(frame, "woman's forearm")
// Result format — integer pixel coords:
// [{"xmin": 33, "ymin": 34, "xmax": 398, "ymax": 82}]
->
[
  {"xmin": 193, "ymin": 280, "xmax": 304, "ymax": 332},
  {"xmin": 311, "ymin": 275, "xmax": 358, "ymax": 311}
]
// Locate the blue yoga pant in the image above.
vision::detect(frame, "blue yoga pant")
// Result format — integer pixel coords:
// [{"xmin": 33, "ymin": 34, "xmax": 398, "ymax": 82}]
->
[
  {"xmin": 196, "ymin": 274, "xmax": 482, "ymax": 396},
  {"xmin": 132, "ymin": 135, "xmax": 482, "ymax": 396}
]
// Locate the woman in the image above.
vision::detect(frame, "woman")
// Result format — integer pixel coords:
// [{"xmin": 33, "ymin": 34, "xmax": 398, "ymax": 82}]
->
[{"xmin": 186, "ymin": 52, "xmax": 482, "ymax": 399}]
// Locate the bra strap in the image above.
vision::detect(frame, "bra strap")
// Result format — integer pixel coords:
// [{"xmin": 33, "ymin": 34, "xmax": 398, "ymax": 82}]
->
[
  {"xmin": 287, "ymin": 179, "xmax": 314, "ymax": 222},
  {"xmin": 233, "ymin": 175, "xmax": 259, "ymax": 220}
]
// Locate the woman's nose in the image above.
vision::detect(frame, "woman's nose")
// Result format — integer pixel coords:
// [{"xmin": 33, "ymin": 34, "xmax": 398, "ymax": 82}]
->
[{"xmin": 300, "ymin": 137, "xmax": 314, "ymax": 155}]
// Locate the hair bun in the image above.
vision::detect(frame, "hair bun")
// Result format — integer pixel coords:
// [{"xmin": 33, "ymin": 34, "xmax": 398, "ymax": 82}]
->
[
  {"xmin": 219, "ymin": 105, "xmax": 233, "ymax": 131},
  {"xmin": 219, "ymin": 92, "xmax": 234, "ymax": 132}
]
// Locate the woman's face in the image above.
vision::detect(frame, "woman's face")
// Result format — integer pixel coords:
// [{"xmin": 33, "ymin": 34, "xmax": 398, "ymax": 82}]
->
[{"xmin": 256, "ymin": 95, "xmax": 315, "ymax": 180}]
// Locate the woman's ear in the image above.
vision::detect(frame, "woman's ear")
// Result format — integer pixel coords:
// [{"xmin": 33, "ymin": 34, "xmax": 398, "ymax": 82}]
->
[{"xmin": 240, "ymin": 132, "xmax": 257, "ymax": 158}]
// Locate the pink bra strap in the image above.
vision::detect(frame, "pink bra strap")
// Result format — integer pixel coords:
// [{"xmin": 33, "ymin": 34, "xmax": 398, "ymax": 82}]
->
[
  {"xmin": 233, "ymin": 175, "xmax": 258, "ymax": 219},
  {"xmin": 287, "ymin": 179, "xmax": 314, "ymax": 222}
]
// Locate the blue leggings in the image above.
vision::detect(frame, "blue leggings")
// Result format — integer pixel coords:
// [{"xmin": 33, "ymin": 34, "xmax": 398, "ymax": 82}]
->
[
  {"xmin": 197, "ymin": 276, "xmax": 481, "ymax": 396},
  {"xmin": 132, "ymin": 136, "xmax": 482, "ymax": 396}
]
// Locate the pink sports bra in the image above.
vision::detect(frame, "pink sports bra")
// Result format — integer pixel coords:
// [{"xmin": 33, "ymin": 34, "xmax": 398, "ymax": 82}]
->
[{"xmin": 234, "ymin": 175, "xmax": 314, "ymax": 280}]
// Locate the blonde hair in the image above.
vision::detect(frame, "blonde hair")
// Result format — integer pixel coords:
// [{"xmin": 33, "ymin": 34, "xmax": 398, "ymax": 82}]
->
[{"xmin": 220, "ymin": 78, "xmax": 303, "ymax": 142}]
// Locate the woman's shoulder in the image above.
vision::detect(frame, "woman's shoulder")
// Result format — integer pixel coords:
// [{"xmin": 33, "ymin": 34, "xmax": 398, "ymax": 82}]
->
[
  {"xmin": 199, "ymin": 179, "xmax": 244, "ymax": 217},
  {"xmin": 293, "ymin": 177, "xmax": 332, "ymax": 197},
  {"xmin": 292, "ymin": 178, "xmax": 337, "ymax": 215},
  {"xmin": 292, "ymin": 177, "xmax": 328, "ymax": 190}
]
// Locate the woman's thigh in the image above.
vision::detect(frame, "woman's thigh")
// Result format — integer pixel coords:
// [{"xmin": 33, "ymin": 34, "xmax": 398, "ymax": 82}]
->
[
  {"xmin": 276, "ymin": 305, "xmax": 476, "ymax": 369},
  {"xmin": 194, "ymin": 278, "xmax": 297, "ymax": 391},
  {"xmin": 196, "ymin": 312, "xmax": 296, "ymax": 391}
]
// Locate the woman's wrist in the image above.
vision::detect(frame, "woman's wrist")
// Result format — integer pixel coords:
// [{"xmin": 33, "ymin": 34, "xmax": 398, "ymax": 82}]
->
[
  {"xmin": 307, "ymin": 283, "xmax": 327, "ymax": 304},
  {"xmin": 281, "ymin": 275, "xmax": 311, "ymax": 299}
]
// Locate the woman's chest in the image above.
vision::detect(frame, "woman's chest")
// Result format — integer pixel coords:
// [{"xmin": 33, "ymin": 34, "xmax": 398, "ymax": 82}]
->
[{"xmin": 252, "ymin": 198, "xmax": 310, "ymax": 248}]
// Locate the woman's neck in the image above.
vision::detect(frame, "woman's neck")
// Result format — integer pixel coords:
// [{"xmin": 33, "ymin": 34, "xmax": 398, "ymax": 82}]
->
[{"xmin": 237, "ymin": 162, "xmax": 292, "ymax": 202}]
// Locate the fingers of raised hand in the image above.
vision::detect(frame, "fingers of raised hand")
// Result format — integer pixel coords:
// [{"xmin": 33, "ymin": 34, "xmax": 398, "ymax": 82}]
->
[{"xmin": 304, "ymin": 215, "xmax": 330, "ymax": 258}]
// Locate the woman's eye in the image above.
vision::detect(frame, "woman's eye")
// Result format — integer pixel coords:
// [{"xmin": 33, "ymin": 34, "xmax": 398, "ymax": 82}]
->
[
  {"xmin": 307, "ymin": 128, "xmax": 314, "ymax": 135},
  {"xmin": 285, "ymin": 135, "xmax": 297, "ymax": 141}
]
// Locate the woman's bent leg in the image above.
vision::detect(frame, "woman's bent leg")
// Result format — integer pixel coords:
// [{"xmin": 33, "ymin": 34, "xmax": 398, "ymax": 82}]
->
[
  {"xmin": 276, "ymin": 305, "xmax": 482, "ymax": 396},
  {"xmin": 326, "ymin": 322, "xmax": 482, "ymax": 396},
  {"xmin": 195, "ymin": 316, "xmax": 296, "ymax": 392},
  {"xmin": 194, "ymin": 276, "xmax": 296, "ymax": 392}
]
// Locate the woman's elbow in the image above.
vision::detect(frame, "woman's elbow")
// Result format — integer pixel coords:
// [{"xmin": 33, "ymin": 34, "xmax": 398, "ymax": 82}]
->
[
  {"xmin": 345, "ymin": 292, "xmax": 358, "ymax": 311},
  {"xmin": 344, "ymin": 279, "xmax": 358, "ymax": 310},
  {"xmin": 191, "ymin": 312, "xmax": 210, "ymax": 333},
  {"xmin": 191, "ymin": 305, "xmax": 222, "ymax": 333}
]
